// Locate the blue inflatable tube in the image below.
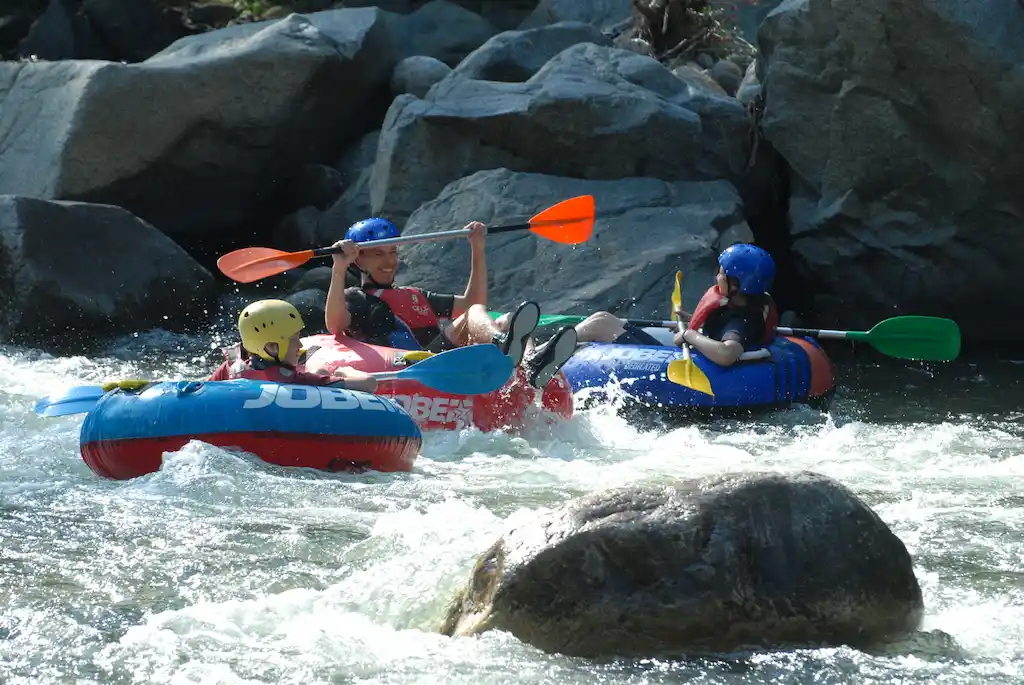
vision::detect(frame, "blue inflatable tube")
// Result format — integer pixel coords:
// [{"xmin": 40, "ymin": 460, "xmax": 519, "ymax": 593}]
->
[
  {"xmin": 560, "ymin": 336, "xmax": 836, "ymax": 420},
  {"xmin": 80, "ymin": 380, "xmax": 422, "ymax": 480}
]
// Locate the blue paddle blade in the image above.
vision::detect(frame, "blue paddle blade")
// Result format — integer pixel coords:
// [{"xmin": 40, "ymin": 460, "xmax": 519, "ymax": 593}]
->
[
  {"xmin": 33, "ymin": 385, "xmax": 106, "ymax": 417},
  {"xmin": 395, "ymin": 344, "xmax": 515, "ymax": 395}
]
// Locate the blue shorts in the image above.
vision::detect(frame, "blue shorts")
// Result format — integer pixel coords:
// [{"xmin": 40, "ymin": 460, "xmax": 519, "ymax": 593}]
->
[{"xmin": 613, "ymin": 323, "xmax": 664, "ymax": 346}]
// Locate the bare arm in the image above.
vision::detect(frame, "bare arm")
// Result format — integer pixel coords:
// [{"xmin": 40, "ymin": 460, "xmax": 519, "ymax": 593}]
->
[
  {"xmin": 674, "ymin": 328, "xmax": 744, "ymax": 366},
  {"xmin": 329, "ymin": 367, "xmax": 378, "ymax": 392},
  {"xmin": 451, "ymin": 221, "xmax": 487, "ymax": 318},
  {"xmin": 325, "ymin": 240, "xmax": 360, "ymax": 335}
]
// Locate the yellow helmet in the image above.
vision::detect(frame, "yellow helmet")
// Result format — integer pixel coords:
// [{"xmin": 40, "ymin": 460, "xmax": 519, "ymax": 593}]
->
[{"xmin": 238, "ymin": 299, "xmax": 305, "ymax": 362}]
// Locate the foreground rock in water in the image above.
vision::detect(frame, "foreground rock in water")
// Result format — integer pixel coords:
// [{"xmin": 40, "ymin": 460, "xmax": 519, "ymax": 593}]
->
[
  {"xmin": 393, "ymin": 168, "xmax": 751, "ymax": 318},
  {"xmin": 0, "ymin": 196, "xmax": 216, "ymax": 348},
  {"xmin": 759, "ymin": 0, "xmax": 1024, "ymax": 342},
  {"xmin": 440, "ymin": 471, "xmax": 923, "ymax": 657},
  {"xmin": 0, "ymin": 9, "xmax": 395, "ymax": 242},
  {"xmin": 371, "ymin": 42, "xmax": 751, "ymax": 222}
]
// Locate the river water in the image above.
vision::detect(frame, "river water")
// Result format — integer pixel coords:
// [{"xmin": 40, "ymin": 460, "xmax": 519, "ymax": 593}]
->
[{"xmin": 1, "ymin": 307, "xmax": 1022, "ymax": 684}]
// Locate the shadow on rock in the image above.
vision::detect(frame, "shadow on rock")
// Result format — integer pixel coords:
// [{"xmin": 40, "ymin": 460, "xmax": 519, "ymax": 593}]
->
[{"xmin": 440, "ymin": 470, "xmax": 924, "ymax": 658}]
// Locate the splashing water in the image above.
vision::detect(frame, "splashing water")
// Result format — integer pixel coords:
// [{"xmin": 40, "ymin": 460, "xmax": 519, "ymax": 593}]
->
[{"xmin": 1, "ymin": 316, "xmax": 1022, "ymax": 684}]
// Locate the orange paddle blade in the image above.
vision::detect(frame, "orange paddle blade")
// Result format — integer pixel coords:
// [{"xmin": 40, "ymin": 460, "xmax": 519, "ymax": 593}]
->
[
  {"xmin": 217, "ymin": 247, "xmax": 315, "ymax": 283},
  {"xmin": 527, "ymin": 195, "xmax": 595, "ymax": 244}
]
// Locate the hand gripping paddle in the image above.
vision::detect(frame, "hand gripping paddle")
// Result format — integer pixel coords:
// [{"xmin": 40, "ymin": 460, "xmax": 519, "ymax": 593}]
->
[{"xmin": 665, "ymin": 270, "xmax": 715, "ymax": 396}]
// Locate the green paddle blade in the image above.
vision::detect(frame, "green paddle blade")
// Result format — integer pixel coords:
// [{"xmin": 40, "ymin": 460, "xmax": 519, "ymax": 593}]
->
[
  {"xmin": 856, "ymin": 316, "xmax": 961, "ymax": 362},
  {"xmin": 487, "ymin": 311, "xmax": 586, "ymax": 328},
  {"xmin": 536, "ymin": 314, "xmax": 587, "ymax": 327}
]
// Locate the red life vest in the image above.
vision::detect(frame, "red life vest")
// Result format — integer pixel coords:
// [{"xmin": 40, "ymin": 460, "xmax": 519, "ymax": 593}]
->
[
  {"xmin": 365, "ymin": 286, "xmax": 441, "ymax": 330},
  {"xmin": 214, "ymin": 345, "xmax": 333, "ymax": 385},
  {"xmin": 230, "ymin": 360, "xmax": 336, "ymax": 386},
  {"xmin": 687, "ymin": 285, "xmax": 779, "ymax": 345}
]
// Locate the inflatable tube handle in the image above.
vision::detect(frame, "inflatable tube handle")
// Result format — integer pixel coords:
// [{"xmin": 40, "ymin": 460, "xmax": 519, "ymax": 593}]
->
[{"xmin": 175, "ymin": 381, "xmax": 204, "ymax": 396}]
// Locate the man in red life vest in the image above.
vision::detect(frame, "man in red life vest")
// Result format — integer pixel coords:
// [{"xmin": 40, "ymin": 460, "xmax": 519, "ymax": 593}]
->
[
  {"xmin": 209, "ymin": 299, "xmax": 378, "ymax": 391},
  {"xmin": 570, "ymin": 244, "xmax": 779, "ymax": 367},
  {"xmin": 324, "ymin": 217, "xmax": 578, "ymax": 390}
]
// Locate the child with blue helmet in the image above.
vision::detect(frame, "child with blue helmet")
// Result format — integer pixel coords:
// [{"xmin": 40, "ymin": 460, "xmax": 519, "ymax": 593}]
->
[
  {"xmin": 674, "ymin": 243, "xmax": 779, "ymax": 366},
  {"xmin": 565, "ymin": 244, "xmax": 779, "ymax": 367}
]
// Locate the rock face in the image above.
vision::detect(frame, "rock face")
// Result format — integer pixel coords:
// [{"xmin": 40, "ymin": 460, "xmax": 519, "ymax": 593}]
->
[
  {"xmin": 391, "ymin": 55, "xmax": 451, "ymax": 98},
  {"xmin": 451, "ymin": 21, "xmax": 611, "ymax": 82},
  {"xmin": 395, "ymin": 168, "xmax": 751, "ymax": 318},
  {"xmin": 13, "ymin": 0, "xmax": 191, "ymax": 63},
  {"xmin": 0, "ymin": 9, "xmax": 395, "ymax": 242},
  {"xmin": 371, "ymin": 42, "xmax": 751, "ymax": 222},
  {"xmin": 440, "ymin": 471, "xmax": 924, "ymax": 657},
  {"xmin": 0, "ymin": 196, "xmax": 216, "ymax": 348},
  {"xmin": 2, "ymin": 0, "xmax": 1015, "ymax": 348},
  {"xmin": 758, "ymin": 0, "xmax": 1024, "ymax": 341},
  {"xmin": 383, "ymin": 0, "xmax": 497, "ymax": 65},
  {"xmin": 519, "ymin": 0, "xmax": 632, "ymax": 31}
]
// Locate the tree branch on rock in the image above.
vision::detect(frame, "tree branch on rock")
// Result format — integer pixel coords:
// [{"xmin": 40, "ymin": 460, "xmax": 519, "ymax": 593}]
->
[{"xmin": 629, "ymin": 0, "xmax": 757, "ymax": 65}]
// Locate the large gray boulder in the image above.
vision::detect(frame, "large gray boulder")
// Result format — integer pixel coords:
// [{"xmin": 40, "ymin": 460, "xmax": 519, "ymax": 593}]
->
[
  {"xmin": 758, "ymin": 0, "xmax": 1024, "ymax": 342},
  {"xmin": 16, "ymin": 0, "xmax": 113, "ymax": 61},
  {"xmin": 371, "ymin": 42, "xmax": 750, "ymax": 223},
  {"xmin": 394, "ymin": 168, "xmax": 751, "ymax": 318},
  {"xmin": 735, "ymin": 0, "xmax": 784, "ymax": 44},
  {"xmin": 0, "ymin": 9, "xmax": 395, "ymax": 242},
  {"xmin": 451, "ymin": 21, "xmax": 611, "ymax": 82},
  {"xmin": 519, "ymin": 0, "xmax": 632, "ymax": 31},
  {"xmin": 383, "ymin": 0, "xmax": 497, "ymax": 65},
  {"xmin": 441, "ymin": 471, "xmax": 924, "ymax": 657},
  {"xmin": 391, "ymin": 55, "xmax": 452, "ymax": 98},
  {"xmin": 81, "ymin": 0, "xmax": 190, "ymax": 63},
  {"xmin": 0, "ymin": 196, "xmax": 216, "ymax": 349},
  {"xmin": 479, "ymin": 0, "xmax": 539, "ymax": 31}
]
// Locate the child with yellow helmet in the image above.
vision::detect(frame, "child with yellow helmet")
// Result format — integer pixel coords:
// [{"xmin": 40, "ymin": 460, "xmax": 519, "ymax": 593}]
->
[{"xmin": 209, "ymin": 299, "xmax": 377, "ymax": 391}]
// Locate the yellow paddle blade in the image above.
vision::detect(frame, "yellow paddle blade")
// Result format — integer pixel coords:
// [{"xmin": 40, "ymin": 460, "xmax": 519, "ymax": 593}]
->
[
  {"xmin": 100, "ymin": 379, "xmax": 151, "ymax": 392},
  {"xmin": 670, "ymin": 271, "xmax": 683, "ymax": 322},
  {"xmin": 667, "ymin": 268, "xmax": 713, "ymax": 395},
  {"xmin": 400, "ymin": 350, "xmax": 435, "ymax": 364},
  {"xmin": 666, "ymin": 356, "xmax": 715, "ymax": 396}
]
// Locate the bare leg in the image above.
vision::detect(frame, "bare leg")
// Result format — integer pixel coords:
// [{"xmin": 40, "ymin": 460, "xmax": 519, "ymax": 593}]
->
[
  {"xmin": 443, "ymin": 304, "xmax": 504, "ymax": 345},
  {"xmin": 488, "ymin": 311, "xmax": 538, "ymax": 355},
  {"xmin": 490, "ymin": 308, "xmax": 628, "ymax": 347},
  {"xmin": 465, "ymin": 303, "xmax": 580, "ymax": 388},
  {"xmin": 444, "ymin": 303, "xmax": 540, "ymax": 366},
  {"xmin": 444, "ymin": 312, "xmax": 471, "ymax": 346},
  {"xmin": 574, "ymin": 311, "xmax": 627, "ymax": 343}
]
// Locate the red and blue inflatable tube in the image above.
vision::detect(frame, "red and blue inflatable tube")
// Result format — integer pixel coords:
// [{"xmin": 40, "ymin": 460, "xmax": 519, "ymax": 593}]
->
[{"xmin": 79, "ymin": 380, "xmax": 422, "ymax": 480}]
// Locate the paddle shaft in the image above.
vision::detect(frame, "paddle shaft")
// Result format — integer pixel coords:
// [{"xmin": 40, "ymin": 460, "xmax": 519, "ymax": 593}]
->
[
  {"xmin": 37, "ymin": 368, "xmax": 498, "ymax": 416},
  {"xmin": 367, "ymin": 370, "xmax": 496, "ymax": 383},
  {"xmin": 307, "ymin": 221, "xmax": 545, "ymax": 258},
  {"xmin": 612, "ymin": 319, "xmax": 860, "ymax": 340},
  {"xmin": 529, "ymin": 310, "xmax": 860, "ymax": 338},
  {"xmin": 370, "ymin": 370, "xmax": 426, "ymax": 382}
]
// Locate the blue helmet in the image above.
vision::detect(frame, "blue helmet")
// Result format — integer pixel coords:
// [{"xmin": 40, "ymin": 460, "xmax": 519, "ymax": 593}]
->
[
  {"xmin": 345, "ymin": 217, "xmax": 400, "ymax": 243},
  {"xmin": 718, "ymin": 243, "xmax": 776, "ymax": 294}
]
